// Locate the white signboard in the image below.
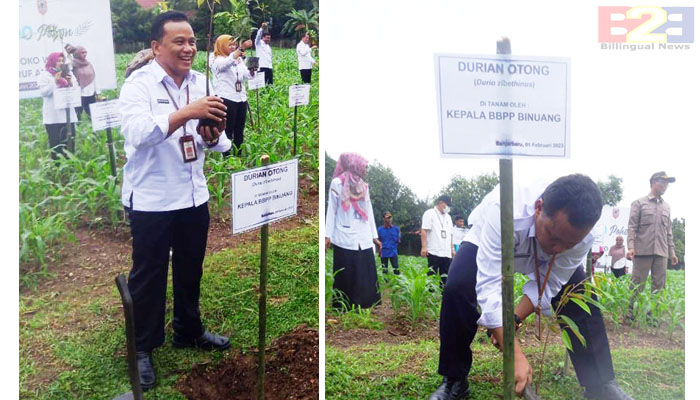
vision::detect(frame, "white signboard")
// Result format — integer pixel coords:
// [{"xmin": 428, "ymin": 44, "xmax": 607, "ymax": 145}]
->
[
  {"xmin": 248, "ymin": 72, "xmax": 265, "ymax": 90},
  {"xmin": 89, "ymin": 100, "xmax": 121, "ymax": 131},
  {"xmin": 52, "ymin": 87, "xmax": 81, "ymax": 109},
  {"xmin": 434, "ymin": 54, "xmax": 570, "ymax": 158},
  {"xmin": 231, "ymin": 159, "xmax": 298, "ymax": 234},
  {"xmin": 288, "ymin": 84, "xmax": 311, "ymax": 107},
  {"xmin": 19, "ymin": 0, "xmax": 117, "ymax": 99}
]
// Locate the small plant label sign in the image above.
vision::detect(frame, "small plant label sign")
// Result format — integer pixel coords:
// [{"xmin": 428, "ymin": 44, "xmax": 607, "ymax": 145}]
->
[
  {"xmin": 231, "ymin": 158, "xmax": 298, "ymax": 234},
  {"xmin": 288, "ymin": 84, "xmax": 311, "ymax": 107},
  {"xmin": 89, "ymin": 100, "xmax": 121, "ymax": 131},
  {"xmin": 248, "ymin": 72, "xmax": 265, "ymax": 90},
  {"xmin": 53, "ymin": 87, "xmax": 82, "ymax": 110}
]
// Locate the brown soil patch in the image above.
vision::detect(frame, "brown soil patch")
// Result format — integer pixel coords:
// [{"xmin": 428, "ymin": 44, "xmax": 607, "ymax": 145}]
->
[{"xmin": 176, "ymin": 325, "xmax": 318, "ymax": 400}]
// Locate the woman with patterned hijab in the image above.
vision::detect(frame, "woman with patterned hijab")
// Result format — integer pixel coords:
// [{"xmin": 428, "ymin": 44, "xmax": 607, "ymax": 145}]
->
[
  {"xmin": 70, "ymin": 46, "xmax": 100, "ymax": 118},
  {"xmin": 37, "ymin": 52, "xmax": 78, "ymax": 159},
  {"xmin": 325, "ymin": 153, "xmax": 381, "ymax": 309}
]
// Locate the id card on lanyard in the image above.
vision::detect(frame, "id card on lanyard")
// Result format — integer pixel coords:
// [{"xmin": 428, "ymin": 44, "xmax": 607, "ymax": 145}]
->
[{"xmin": 162, "ymin": 82, "xmax": 197, "ymax": 163}]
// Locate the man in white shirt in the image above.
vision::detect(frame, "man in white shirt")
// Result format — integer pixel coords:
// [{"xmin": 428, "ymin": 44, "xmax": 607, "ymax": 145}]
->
[
  {"xmin": 429, "ymin": 175, "xmax": 633, "ymax": 400},
  {"xmin": 119, "ymin": 11, "xmax": 232, "ymax": 391},
  {"xmin": 296, "ymin": 31, "xmax": 316, "ymax": 84},
  {"xmin": 421, "ymin": 195, "xmax": 455, "ymax": 287},
  {"xmin": 255, "ymin": 22, "xmax": 273, "ymax": 85},
  {"xmin": 451, "ymin": 215, "xmax": 469, "ymax": 253}
]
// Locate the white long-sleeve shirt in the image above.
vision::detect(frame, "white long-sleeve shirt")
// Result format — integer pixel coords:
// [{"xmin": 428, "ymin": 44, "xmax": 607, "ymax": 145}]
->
[
  {"xmin": 119, "ymin": 60, "xmax": 231, "ymax": 212},
  {"xmin": 254, "ymin": 28, "xmax": 273, "ymax": 69},
  {"xmin": 464, "ymin": 181, "xmax": 593, "ymax": 329},
  {"xmin": 325, "ymin": 177, "xmax": 378, "ymax": 250},
  {"xmin": 37, "ymin": 70, "xmax": 78, "ymax": 124},
  {"xmin": 212, "ymin": 54, "xmax": 254, "ymax": 102},
  {"xmin": 296, "ymin": 41, "xmax": 315, "ymax": 70}
]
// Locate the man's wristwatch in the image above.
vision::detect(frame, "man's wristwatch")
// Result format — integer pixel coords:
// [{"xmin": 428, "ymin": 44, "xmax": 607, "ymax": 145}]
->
[{"xmin": 514, "ymin": 314, "xmax": 523, "ymax": 331}]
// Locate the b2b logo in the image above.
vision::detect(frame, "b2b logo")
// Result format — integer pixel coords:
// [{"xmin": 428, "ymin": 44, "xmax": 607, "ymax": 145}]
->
[{"xmin": 598, "ymin": 6, "xmax": 694, "ymax": 43}]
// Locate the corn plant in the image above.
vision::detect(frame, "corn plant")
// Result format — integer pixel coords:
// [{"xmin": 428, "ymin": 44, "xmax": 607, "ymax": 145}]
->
[{"xmin": 378, "ymin": 256, "xmax": 442, "ymax": 326}]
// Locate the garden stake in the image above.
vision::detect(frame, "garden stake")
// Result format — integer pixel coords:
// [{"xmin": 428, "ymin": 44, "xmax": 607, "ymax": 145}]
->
[
  {"xmin": 65, "ymin": 108, "xmax": 75, "ymax": 153},
  {"xmin": 106, "ymin": 127, "xmax": 118, "ymax": 178},
  {"xmin": 586, "ymin": 249, "xmax": 592, "ymax": 280},
  {"xmin": 497, "ymin": 37, "xmax": 515, "ymax": 400},
  {"xmin": 113, "ymin": 274, "xmax": 143, "ymax": 400},
  {"xmin": 293, "ymin": 105, "xmax": 298, "ymax": 156},
  {"xmin": 257, "ymin": 90, "xmax": 261, "ymax": 131},
  {"xmin": 257, "ymin": 154, "xmax": 270, "ymax": 400}
]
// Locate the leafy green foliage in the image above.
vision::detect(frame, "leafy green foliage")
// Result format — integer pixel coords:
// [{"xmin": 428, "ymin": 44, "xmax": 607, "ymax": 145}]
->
[
  {"xmin": 213, "ymin": 0, "xmax": 255, "ymax": 40},
  {"xmin": 281, "ymin": 8, "xmax": 319, "ymax": 39},
  {"xmin": 439, "ymin": 173, "xmax": 499, "ymax": 221},
  {"xmin": 597, "ymin": 174, "xmax": 624, "ymax": 207},
  {"xmin": 377, "ymin": 257, "xmax": 442, "ymax": 326},
  {"xmin": 671, "ymin": 217, "xmax": 685, "ymax": 267}
]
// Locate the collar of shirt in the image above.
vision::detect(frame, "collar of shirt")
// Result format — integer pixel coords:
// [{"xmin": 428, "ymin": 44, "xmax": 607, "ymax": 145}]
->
[
  {"xmin": 151, "ymin": 59, "xmax": 197, "ymax": 89},
  {"xmin": 647, "ymin": 194, "xmax": 663, "ymax": 203}
]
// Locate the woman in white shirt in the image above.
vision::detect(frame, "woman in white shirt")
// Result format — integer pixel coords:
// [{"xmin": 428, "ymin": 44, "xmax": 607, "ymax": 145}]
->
[
  {"xmin": 37, "ymin": 52, "xmax": 78, "ymax": 159},
  {"xmin": 325, "ymin": 153, "xmax": 381, "ymax": 309},
  {"xmin": 211, "ymin": 34, "xmax": 255, "ymax": 156}
]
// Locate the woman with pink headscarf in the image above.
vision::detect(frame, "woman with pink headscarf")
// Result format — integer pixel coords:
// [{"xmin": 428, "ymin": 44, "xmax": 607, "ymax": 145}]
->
[
  {"xmin": 325, "ymin": 153, "xmax": 381, "ymax": 309},
  {"xmin": 37, "ymin": 52, "xmax": 78, "ymax": 159}
]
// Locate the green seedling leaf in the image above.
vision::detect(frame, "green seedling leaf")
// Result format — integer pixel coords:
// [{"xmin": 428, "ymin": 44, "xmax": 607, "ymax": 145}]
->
[
  {"xmin": 560, "ymin": 315, "xmax": 586, "ymax": 347},
  {"xmin": 570, "ymin": 298, "xmax": 591, "ymax": 315},
  {"xmin": 561, "ymin": 330, "xmax": 573, "ymax": 351}
]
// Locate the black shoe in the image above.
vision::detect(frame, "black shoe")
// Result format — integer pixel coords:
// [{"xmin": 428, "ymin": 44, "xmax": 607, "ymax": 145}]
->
[
  {"xmin": 429, "ymin": 376, "xmax": 470, "ymax": 400},
  {"xmin": 136, "ymin": 351, "xmax": 156, "ymax": 391},
  {"xmin": 173, "ymin": 330, "xmax": 231, "ymax": 351},
  {"xmin": 584, "ymin": 380, "xmax": 634, "ymax": 400}
]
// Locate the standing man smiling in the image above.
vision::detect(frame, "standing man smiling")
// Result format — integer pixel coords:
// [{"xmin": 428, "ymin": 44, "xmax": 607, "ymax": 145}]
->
[{"xmin": 119, "ymin": 11, "xmax": 232, "ymax": 391}]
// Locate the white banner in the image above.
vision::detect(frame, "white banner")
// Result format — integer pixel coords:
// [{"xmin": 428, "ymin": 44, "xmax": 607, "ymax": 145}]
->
[
  {"xmin": 19, "ymin": 0, "xmax": 117, "ymax": 99},
  {"xmin": 52, "ymin": 86, "xmax": 81, "ymax": 109},
  {"xmin": 288, "ymin": 84, "xmax": 310, "ymax": 107},
  {"xmin": 231, "ymin": 159, "xmax": 298, "ymax": 234},
  {"xmin": 248, "ymin": 72, "xmax": 265, "ymax": 90},
  {"xmin": 434, "ymin": 54, "xmax": 570, "ymax": 158},
  {"xmin": 89, "ymin": 100, "xmax": 121, "ymax": 131},
  {"xmin": 591, "ymin": 205, "xmax": 631, "ymax": 269}
]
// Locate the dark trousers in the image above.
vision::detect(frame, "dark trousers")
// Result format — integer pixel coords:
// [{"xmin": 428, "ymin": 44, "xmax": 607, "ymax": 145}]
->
[
  {"xmin": 45, "ymin": 123, "xmax": 75, "ymax": 160},
  {"xmin": 260, "ymin": 67, "xmax": 273, "ymax": 85},
  {"xmin": 300, "ymin": 69, "xmax": 312, "ymax": 84},
  {"xmin": 76, "ymin": 94, "xmax": 96, "ymax": 119},
  {"xmin": 612, "ymin": 268, "xmax": 626, "ymax": 278},
  {"xmin": 381, "ymin": 256, "xmax": 400, "ymax": 275},
  {"xmin": 428, "ymin": 253, "xmax": 452, "ymax": 287},
  {"xmin": 332, "ymin": 244, "xmax": 381, "ymax": 309},
  {"xmin": 126, "ymin": 203, "xmax": 210, "ymax": 352},
  {"xmin": 221, "ymin": 98, "xmax": 248, "ymax": 157},
  {"xmin": 437, "ymin": 242, "xmax": 615, "ymax": 389}
]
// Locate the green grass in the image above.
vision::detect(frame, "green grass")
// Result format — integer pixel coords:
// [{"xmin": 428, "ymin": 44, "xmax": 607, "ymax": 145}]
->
[
  {"xmin": 326, "ymin": 339, "xmax": 684, "ymax": 399},
  {"xmin": 19, "ymin": 220, "xmax": 319, "ymax": 400},
  {"xmin": 325, "ymin": 255, "xmax": 685, "ymax": 399},
  {"xmin": 19, "ymin": 48, "xmax": 319, "ymax": 288}
]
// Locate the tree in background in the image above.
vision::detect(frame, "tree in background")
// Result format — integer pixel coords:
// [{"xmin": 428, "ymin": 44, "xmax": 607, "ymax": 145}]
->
[
  {"xmin": 597, "ymin": 175, "xmax": 623, "ymax": 207},
  {"xmin": 439, "ymin": 173, "xmax": 499, "ymax": 222},
  {"xmin": 365, "ymin": 162, "xmax": 426, "ymax": 235},
  {"xmin": 281, "ymin": 8, "xmax": 318, "ymax": 40},
  {"xmin": 670, "ymin": 217, "xmax": 685, "ymax": 270},
  {"xmin": 213, "ymin": 0, "xmax": 254, "ymax": 40},
  {"xmin": 111, "ymin": 0, "xmax": 154, "ymax": 52}
]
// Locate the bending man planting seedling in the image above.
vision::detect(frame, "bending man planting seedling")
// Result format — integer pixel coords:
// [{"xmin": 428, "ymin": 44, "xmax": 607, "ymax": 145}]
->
[{"xmin": 429, "ymin": 174, "xmax": 634, "ymax": 400}]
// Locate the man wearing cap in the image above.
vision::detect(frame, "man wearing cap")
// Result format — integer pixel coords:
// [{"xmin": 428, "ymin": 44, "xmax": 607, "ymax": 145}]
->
[
  {"xmin": 377, "ymin": 211, "xmax": 401, "ymax": 275},
  {"xmin": 626, "ymin": 171, "xmax": 678, "ymax": 319},
  {"xmin": 421, "ymin": 195, "xmax": 455, "ymax": 287}
]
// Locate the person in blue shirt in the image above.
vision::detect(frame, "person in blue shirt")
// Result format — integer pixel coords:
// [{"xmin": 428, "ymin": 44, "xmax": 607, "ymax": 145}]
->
[{"xmin": 377, "ymin": 211, "xmax": 401, "ymax": 275}]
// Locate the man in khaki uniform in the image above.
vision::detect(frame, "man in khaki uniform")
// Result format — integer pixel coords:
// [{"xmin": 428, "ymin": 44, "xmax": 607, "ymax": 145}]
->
[{"xmin": 626, "ymin": 171, "xmax": 678, "ymax": 319}]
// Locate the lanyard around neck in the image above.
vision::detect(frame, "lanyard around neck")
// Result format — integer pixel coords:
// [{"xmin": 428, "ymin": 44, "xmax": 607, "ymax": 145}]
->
[
  {"xmin": 161, "ymin": 81, "xmax": 189, "ymax": 111},
  {"xmin": 532, "ymin": 237, "xmax": 556, "ymax": 310},
  {"xmin": 434, "ymin": 208, "xmax": 446, "ymax": 229}
]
